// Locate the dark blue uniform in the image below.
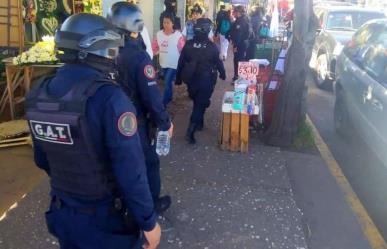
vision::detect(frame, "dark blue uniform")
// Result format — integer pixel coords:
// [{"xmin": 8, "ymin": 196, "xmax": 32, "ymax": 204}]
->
[
  {"xmin": 176, "ymin": 37, "xmax": 225, "ymax": 127},
  {"xmin": 230, "ymin": 15, "xmax": 252, "ymax": 79},
  {"xmin": 28, "ymin": 64, "xmax": 156, "ymax": 249},
  {"xmin": 116, "ymin": 37, "xmax": 171, "ymax": 202}
]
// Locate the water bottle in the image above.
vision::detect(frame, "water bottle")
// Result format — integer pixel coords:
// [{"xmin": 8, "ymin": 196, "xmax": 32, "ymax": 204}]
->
[
  {"xmin": 246, "ymin": 84, "xmax": 257, "ymax": 115},
  {"xmin": 156, "ymin": 130, "xmax": 170, "ymax": 156}
]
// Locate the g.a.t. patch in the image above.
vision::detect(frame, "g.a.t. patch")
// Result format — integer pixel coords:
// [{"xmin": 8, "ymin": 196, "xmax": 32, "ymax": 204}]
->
[
  {"xmin": 117, "ymin": 112, "xmax": 137, "ymax": 137},
  {"xmin": 144, "ymin": 65, "xmax": 156, "ymax": 80},
  {"xmin": 29, "ymin": 120, "xmax": 73, "ymax": 145}
]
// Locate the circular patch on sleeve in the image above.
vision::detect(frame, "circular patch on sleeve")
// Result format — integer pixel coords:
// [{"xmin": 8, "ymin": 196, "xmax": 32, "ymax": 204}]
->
[
  {"xmin": 117, "ymin": 112, "xmax": 137, "ymax": 137},
  {"xmin": 144, "ymin": 65, "xmax": 156, "ymax": 80}
]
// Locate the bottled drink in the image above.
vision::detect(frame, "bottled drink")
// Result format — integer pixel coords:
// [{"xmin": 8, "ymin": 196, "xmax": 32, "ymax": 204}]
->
[
  {"xmin": 246, "ymin": 84, "xmax": 257, "ymax": 115},
  {"xmin": 156, "ymin": 130, "xmax": 170, "ymax": 156}
]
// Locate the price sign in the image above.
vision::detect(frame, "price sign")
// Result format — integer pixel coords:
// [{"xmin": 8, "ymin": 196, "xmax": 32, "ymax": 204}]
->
[{"xmin": 238, "ymin": 62, "xmax": 259, "ymax": 81}]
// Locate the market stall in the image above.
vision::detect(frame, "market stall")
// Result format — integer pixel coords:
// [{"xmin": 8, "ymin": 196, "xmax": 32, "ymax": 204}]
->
[{"xmin": 0, "ymin": 0, "xmax": 103, "ymax": 121}]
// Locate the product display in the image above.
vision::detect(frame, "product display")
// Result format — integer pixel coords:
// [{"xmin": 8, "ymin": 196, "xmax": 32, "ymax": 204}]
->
[{"xmin": 12, "ymin": 35, "xmax": 57, "ymax": 65}]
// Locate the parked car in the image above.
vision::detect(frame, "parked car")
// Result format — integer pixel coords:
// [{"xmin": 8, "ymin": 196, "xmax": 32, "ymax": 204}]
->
[
  {"xmin": 334, "ymin": 19, "xmax": 387, "ymax": 167},
  {"xmin": 310, "ymin": 6, "xmax": 385, "ymax": 89}
]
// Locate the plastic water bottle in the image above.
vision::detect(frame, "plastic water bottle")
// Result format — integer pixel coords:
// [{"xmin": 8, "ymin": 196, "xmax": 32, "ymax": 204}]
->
[
  {"xmin": 246, "ymin": 84, "xmax": 257, "ymax": 115},
  {"xmin": 156, "ymin": 130, "xmax": 170, "ymax": 156}
]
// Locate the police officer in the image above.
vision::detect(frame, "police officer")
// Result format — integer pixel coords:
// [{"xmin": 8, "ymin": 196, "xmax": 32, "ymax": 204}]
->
[
  {"xmin": 25, "ymin": 13, "xmax": 161, "ymax": 249},
  {"xmin": 176, "ymin": 18, "xmax": 226, "ymax": 144},
  {"xmin": 108, "ymin": 2, "xmax": 173, "ymax": 213},
  {"xmin": 230, "ymin": 5, "xmax": 252, "ymax": 81}
]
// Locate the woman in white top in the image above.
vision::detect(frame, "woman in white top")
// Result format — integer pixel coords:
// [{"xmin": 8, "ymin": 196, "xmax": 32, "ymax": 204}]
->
[{"xmin": 152, "ymin": 13, "xmax": 185, "ymax": 107}]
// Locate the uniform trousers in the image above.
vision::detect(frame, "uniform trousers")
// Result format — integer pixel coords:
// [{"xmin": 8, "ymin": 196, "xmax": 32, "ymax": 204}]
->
[
  {"xmin": 45, "ymin": 198, "xmax": 142, "ymax": 249},
  {"xmin": 138, "ymin": 124, "xmax": 161, "ymax": 201},
  {"xmin": 233, "ymin": 43, "xmax": 248, "ymax": 78},
  {"xmin": 188, "ymin": 76, "xmax": 216, "ymax": 126}
]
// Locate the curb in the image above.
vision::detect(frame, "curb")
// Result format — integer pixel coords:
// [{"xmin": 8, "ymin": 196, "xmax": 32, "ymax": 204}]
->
[{"xmin": 306, "ymin": 114, "xmax": 387, "ymax": 249}]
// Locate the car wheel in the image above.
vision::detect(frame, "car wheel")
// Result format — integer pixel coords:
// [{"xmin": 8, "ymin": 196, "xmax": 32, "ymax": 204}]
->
[
  {"xmin": 334, "ymin": 90, "xmax": 351, "ymax": 138},
  {"xmin": 315, "ymin": 53, "xmax": 332, "ymax": 89}
]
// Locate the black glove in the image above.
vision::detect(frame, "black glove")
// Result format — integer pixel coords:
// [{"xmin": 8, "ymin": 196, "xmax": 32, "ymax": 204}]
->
[{"xmin": 220, "ymin": 74, "xmax": 226, "ymax": 80}]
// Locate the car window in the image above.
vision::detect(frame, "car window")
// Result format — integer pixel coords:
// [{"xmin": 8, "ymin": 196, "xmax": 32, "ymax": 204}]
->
[
  {"xmin": 344, "ymin": 23, "xmax": 385, "ymax": 60},
  {"xmin": 326, "ymin": 11, "xmax": 385, "ymax": 30},
  {"xmin": 361, "ymin": 30, "xmax": 387, "ymax": 84}
]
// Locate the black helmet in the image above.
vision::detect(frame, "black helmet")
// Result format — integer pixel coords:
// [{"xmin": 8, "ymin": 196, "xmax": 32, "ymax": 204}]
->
[
  {"xmin": 107, "ymin": 2, "xmax": 144, "ymax": 33},
  {"xmin": 193, "ymin": 18, "xmax": 213, "ymax": 36},
  {"xmin": 234, "ymin": 5, "xmax": 246, "ymax": 15},
  {"xmin": 55, "ymin": 13, "xmax": 123, "ymax": 60}
]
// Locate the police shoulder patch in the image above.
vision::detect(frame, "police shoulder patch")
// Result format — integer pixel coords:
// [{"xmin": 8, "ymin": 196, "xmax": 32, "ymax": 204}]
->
[
  {"xmin": 117, "ymin": 112, "xmax": 137, "ymax": 137},
  {"xmin": 144, "ymin": 65, "xmax": 156, "ymax": 80}
]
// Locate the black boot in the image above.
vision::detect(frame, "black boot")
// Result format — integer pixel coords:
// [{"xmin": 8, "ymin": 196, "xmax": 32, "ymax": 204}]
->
[
  {"xmin": 185, "ymin": 123, "xmax": 197, "ymax": 144},
  {"xmin": 196, "ymin": 121, "xmax": 204, "ymax": 131}
]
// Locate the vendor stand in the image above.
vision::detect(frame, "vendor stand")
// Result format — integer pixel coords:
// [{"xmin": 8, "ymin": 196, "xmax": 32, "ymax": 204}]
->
[
  {"xmin": 0, "ymin": 0, "xmax": 102, "ymax": 121},
  {"xmin": 1, "ymin": 59, "xmax": 62, "ymax": 120},
  {"xmin": 219, "ymin": 62, "xmax": 260, "ymax": 153}
]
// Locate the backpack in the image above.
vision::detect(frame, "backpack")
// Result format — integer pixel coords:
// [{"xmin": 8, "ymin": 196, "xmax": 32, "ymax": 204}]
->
[
  {"xmin": 259, "ymin": 22, "xmax": 269, "ymax": 38},
  {"xmin": 220, "ymin": 19, "xmax": 231, "ymax": 35}
]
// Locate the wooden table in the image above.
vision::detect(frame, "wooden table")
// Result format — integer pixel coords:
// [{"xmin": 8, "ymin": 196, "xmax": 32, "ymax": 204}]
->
[{"xmin": 1, "ymin": 59, "xmax": 62, "ymax": 120}]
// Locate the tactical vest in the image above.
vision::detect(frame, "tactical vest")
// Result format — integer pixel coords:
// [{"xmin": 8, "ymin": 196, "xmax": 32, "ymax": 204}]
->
[{"xmin": 25, "ymin": 76, "xmax": 117, "ymax": 199}]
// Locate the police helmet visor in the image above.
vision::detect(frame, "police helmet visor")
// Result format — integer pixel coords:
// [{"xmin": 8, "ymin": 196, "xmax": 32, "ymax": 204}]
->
[{"xmin": 108, "ymin": 2, "xmax": 144, "ymax": 33}]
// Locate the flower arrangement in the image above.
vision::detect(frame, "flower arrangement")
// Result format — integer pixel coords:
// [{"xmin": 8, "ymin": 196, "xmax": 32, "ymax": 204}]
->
[
  {"xmin": 83, "ymin": 0, "xmax": 102, "ymax": 16},
  {"xmin": 12, "ymin": 35, "xmax": 58, "ymax": 65}
]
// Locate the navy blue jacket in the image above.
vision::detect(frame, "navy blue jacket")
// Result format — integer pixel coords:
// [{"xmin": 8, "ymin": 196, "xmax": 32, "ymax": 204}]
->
[
  {"xmin": 32, "ymin": 63, "xmax": 157, "ymax": 231},
  {"xmin": 117, "ymin": 37, "xmax": 171, "ymax": 131}
]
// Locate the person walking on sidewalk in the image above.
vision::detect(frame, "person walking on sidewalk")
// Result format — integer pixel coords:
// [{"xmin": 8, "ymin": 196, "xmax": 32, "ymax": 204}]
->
[
  {"xmin": 215, "ymin": 5, "xmax": 231, "ymax": 61},
  {"xmin": 176, "ymin": 18, "xmax": 226, "ymax": 144},
  {"xmin": 246, "ymin": 6, "xmax": 263, "ymax": 59},
  {"xmin": 25, "ymin": 13, "xmax": 161, "ymax": 249},
  {"xmin": 229, "ymin": 5, "xmax": 252, "ymax": 81},
  {"xmin": 152, "ymin": 13, "xmax": 185, "ymax": 107},
  {"xmin": 109, "ymin": 2, "xmax": 173, "ymax": 214}
]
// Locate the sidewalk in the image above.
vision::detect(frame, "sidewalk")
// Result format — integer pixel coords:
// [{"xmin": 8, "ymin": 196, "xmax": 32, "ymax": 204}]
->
[{"xmin": 0, "ymin": 53, "xmax": 375, "ymax": 249}]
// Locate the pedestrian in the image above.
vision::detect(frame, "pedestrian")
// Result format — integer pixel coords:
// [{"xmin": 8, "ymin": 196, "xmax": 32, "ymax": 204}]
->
[
  {"xmin": 182, "ymin": 3, "xmax": 213, "ymax": 41},
  {"xmin": 152, "ymin": 13, "xmax": 185, "ymax": 107},
  {"xmin": 229, "ymin": 5, "xmax": 252, "ymax": 81},
  {"xmin": 246, "ymin": 6, "xmax": 263, "ymax": 59},
  {"xmin": 159, "ymin": 0, "xmax": 181, "ymax": 30},
  {"xmin": 25, "ymin": 13, "xmax": 161, "ymax": 249},
  {"xmin": 109, "ymin": 2, "xmax": 173, "ymax": 214},
  {"xmin": 176, "ymin": 18, "xmax": 226, "ymax": 144},
  {"xmin": 215, "ymin": 5, "xmax": 231, "ymax": 61}
]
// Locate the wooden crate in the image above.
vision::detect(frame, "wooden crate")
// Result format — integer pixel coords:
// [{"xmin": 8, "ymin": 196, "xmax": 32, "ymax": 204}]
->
[
  {"xmin": 220, "ymin": 111, "xmax": 250, "ymax": 153},
  {"xmin": 219, "ymin": 91, "xmax": 259, "ymax": 153}
]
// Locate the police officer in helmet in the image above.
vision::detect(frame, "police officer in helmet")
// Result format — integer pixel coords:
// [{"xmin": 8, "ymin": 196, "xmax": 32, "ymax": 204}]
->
[
  {"xmin": 25, "ymin": 13, "xmax": 161, "ymax": 249},
  {"xmin": 108, "ymin": 2, "xmax": 173, "ymax": 214},
  {"xmin": 176, "ymin": 18, "xmax": 226, "ymax": 144},
  {"xmin": 230, "ymin": 5, "xmax": 252, "ymax": 81}
]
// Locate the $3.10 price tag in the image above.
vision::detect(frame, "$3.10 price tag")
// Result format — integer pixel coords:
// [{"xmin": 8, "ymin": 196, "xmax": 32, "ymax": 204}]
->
[{"xmin": 238, "ymin": 62, "xmax": 259, "ymax": 81}]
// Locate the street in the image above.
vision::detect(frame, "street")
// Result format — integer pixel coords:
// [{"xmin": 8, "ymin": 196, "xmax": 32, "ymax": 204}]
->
[{"xmin": 307, "ymin": 75, "xmax": 387, "ymax": 241}]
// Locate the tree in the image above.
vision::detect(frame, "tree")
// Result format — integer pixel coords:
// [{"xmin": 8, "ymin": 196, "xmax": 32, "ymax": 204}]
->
[{"xmin": 264, "ymin": 0, "xmax": 318, "ymax": 147}]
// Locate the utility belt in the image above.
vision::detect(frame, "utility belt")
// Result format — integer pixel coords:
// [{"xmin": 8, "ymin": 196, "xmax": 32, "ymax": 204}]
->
[{"xmin": 51, "ymin": 196, "xmax": 139, "ymax": 235}]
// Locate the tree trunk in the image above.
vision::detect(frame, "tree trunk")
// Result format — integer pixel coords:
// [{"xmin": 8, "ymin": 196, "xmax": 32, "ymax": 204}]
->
[{"xmin": 264, "ymin": 0, "xmax": 318, "ymax": 147}]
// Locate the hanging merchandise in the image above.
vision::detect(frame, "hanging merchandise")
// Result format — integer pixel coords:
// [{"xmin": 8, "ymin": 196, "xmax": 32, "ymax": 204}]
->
[
  {"xmin": 269, "ymin": 0, "xmax": 279, "ymax": 38},
  {"xmin": 23, "ymin": 0, "xmax": 39, "ymax": 43},
  {"xmin": 36, "ymin": 0, "xmax": 59, "ymax": 36}
]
